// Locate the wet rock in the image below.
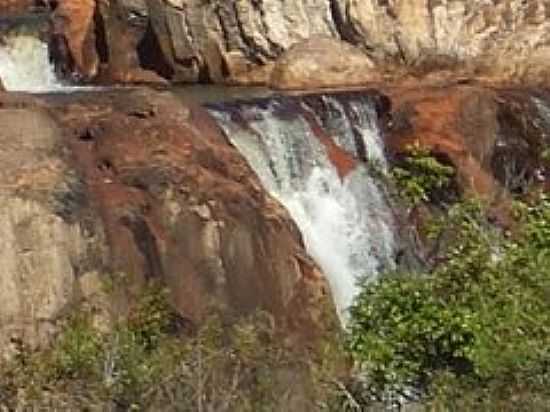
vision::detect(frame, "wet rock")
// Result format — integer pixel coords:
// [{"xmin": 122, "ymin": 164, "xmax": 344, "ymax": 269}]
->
[{"xmin": 270, "ymin": 37, "xmax": 378, "ymax": 90}]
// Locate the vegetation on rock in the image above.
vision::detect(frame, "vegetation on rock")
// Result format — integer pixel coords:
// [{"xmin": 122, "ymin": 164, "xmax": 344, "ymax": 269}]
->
[
  {"xmin": 345, "ymin": 146, "xmax": 550, "ymax": 410},
  {"xmin": 0, "ymin": 283, "xmax": 344, "ymax": 411}
]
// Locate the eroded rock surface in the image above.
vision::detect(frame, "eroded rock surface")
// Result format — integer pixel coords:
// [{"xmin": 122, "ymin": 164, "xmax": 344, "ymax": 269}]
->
[
  {"xmin": 5, "ymin": 0, "xmax": 540, "ymax": 87},
  {"xmin": 0, "ymin": 89, "xmax": 337, "ymax": 359},
  {"xmin": 385, "ymin": 84, "xmax": 550, "ymax": 224}
]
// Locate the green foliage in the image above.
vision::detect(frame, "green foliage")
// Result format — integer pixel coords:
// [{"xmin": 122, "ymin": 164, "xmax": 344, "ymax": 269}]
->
[
  {"xmin": 346, "ymin": 195, "xmax": 550, "ymax": 409},
  {"xmin": 0, "ymin": 285, "xmax": 342, "ymax": 411},
  {"xmin": 391, "ymin": 143, "xmax": 455, "ymax": 207},
  {"xmin": 50, "ymin": 315, "xmax": 104, "ymax": 381}
]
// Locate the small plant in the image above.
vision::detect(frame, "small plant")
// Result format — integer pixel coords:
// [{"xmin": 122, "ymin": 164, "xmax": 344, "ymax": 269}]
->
[
  {"xmin": 50, "ymin": 314, "xmax": 104, "ymax": 380},
  {"xmin": 391, "ymin": 142, "xmax": 455, "ymax": 207}
]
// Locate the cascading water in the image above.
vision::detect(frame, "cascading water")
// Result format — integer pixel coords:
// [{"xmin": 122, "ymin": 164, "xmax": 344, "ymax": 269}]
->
[
  {"xmin": 0, "ymin": 34, "xmax": 61, "ymax": 92},
  {"xmin": 209, "ymin": 93, "xmax": 398, "ymax": 322}
]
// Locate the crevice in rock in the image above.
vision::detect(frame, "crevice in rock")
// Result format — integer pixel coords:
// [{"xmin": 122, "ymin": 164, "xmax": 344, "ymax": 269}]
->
[
  {"xmin": 328, "ymin": 0, "xmax": 357, "ymax": 44},
  {"xmin": 120, "ymin": 214, "xmax": 163, "ymax": 281},
  {"xmin": 137, "ymin": 22, "xmax": 174, "ymax": 79},
  {"xmin": 94, "ymin": 2, "xmax": 109, "ymax": 64}
]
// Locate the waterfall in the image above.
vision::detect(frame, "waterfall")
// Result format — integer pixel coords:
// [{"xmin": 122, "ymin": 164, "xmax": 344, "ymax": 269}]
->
[
  {"xmin": 209, "ymin": 93, "xmax": 397, "ymax": 321},
  {"xmin": 0, "ymin": 33, "xmax": 62, "ymax": 92}
]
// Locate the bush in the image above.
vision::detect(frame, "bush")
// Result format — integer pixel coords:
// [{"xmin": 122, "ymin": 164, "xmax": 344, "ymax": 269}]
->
[
  {"xmin": 391, "ymin": 143, "xmax": 456, "ymax": 207},
  {"xmin": 346, "ymin": 194, "xmax": 550, "ymax": 409}
]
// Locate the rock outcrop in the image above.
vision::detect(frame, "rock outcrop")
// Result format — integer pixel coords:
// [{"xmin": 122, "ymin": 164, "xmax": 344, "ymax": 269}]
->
[
  {"xmin": 143, "ymin": 0, "xmax": 550, "ymax": 85},
  {"xmin": 52, "ymin": 0, "xmax": 166, "ymax": 84},
  {"xmin": 0, "ymin": 93, "xmax": 109, "ymax": 359},
  {"xmin": 4, "ymin": 0, "xmax": 550, "ymax": 86},
  {"xmin": 270, "ymin": 37, "xmax": 377, "ymax": 90},
  {"xmin": 0, "ymin": 89, "xmax": 337, "ymax": 359},
  {"xmin": 385, "ymin": 83, "xmax": 550, "ymax": 223}
]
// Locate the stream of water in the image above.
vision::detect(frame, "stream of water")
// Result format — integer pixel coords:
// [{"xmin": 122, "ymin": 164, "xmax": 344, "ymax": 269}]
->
[{"xmin": 209, "ymin": 95, "xmax": 397, "ymax": 321}]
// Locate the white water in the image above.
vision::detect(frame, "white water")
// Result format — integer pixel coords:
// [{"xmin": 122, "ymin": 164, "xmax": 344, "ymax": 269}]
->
[
  {"xmin": 0, "ymin": 34, "xmax": 62, "ymax": 92},
  {"xmin": 210, "ymin": 95, "xmax": 397, "ymax": 322}
]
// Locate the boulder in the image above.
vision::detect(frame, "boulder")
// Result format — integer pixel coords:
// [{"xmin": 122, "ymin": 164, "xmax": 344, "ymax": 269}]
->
[{"xmin": 270, "ymin": 37, "xmax": 378, "ymax": 90}]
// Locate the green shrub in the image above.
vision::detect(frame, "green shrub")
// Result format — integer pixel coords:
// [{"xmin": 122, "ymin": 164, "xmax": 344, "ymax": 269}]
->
[
  {"xmin": 346, "ymin": 195, "xmax": 550, "ymax": 409},
  {"xmin": 391, "ymin": 143, "xmax": 455, "ymax": 207}
]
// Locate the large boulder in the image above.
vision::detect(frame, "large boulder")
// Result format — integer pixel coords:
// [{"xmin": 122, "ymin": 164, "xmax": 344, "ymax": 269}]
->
[{"xmin": 270, "ymin": 37, "xmax": 378, "ymax": 90}]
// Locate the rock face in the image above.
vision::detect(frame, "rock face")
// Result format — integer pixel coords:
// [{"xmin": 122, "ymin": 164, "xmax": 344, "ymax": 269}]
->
[
  {"xmin": 270, "ymin": 37, "xmax": 377, "ymax": 90},
  {"xmin": 0, "ymin": 94, "xmax": 109, "ymax": 359},
  {"xmin": 0, "ymin": 89, "xmax": 336, "ymax": 358},
  {"xmin": 32, "ymin": 0, "xmax": 550, "ymax": 86},
  {"xmin": 52, "ymin": 0, "xmax": 166, "ymax": 84},
  {"xmin": 142, "ymin": 0, "xmax": 550, "ymax": 85},
  {"xmin": 385, "ymin": 84, "xmax": 550, "ymax": 221}
]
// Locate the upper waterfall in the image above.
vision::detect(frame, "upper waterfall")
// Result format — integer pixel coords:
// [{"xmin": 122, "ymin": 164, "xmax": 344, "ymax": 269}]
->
[
  {"xmin": 209, "ymin": 93, "xmax": 398, "ymax": 321},
  {"xmin": 0, "ymin": 13, "xmax": 63, "ymax": 92},
  {"xmin": 0, "ymin": 34, "xmax": 61, "ymax": 92}
]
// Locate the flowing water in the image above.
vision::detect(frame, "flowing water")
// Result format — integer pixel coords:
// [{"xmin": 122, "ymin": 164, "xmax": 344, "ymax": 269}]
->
[
  {"xmin": 209, "ymin": 94, "xmax": 398, "ymax": 321},
  {"xmin": 0, "ymin": 34, "xmax": 61, "ymax": 92}
]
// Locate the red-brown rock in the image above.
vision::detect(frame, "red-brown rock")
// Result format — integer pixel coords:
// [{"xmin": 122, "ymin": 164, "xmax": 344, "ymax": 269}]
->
[{"xmin": 0, "ymin": 89, "xmax": 336, "ymax": 353}]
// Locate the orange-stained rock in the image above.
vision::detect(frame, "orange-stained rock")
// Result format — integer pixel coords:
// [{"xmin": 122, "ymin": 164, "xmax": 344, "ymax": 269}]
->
[
  {"xmin": 53, "ymin": 0, "xmax": 98, "ymax": 78},
  {"xmin": 43, "ymin": 88, "xmax": 336, "ymax": 344},
  {"xmin": 384, "ymin": 83, "xmax": 550, "ymax": 230}
]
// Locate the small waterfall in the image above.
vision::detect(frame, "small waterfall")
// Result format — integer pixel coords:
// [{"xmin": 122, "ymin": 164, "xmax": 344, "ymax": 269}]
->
[
  {"xmin": 0, "ymin": 34, "xmax": 61, "ymax": 92},
  {"xmin": 209, "ymin": 93, "xmax": 397, "ymax": 321}
]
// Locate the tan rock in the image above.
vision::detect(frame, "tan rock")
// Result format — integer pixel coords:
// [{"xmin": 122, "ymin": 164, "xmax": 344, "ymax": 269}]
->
[
  {"xmin": 142, "ymin": 0, "xmax": 550, "ymax": 85},
  {"xmin": 270, "ymin": 36, "xmax": 377, "ymax": 90},
  {"xmin": 0, "ymin": 102, "xmax": 109, "ymax": 358}
]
